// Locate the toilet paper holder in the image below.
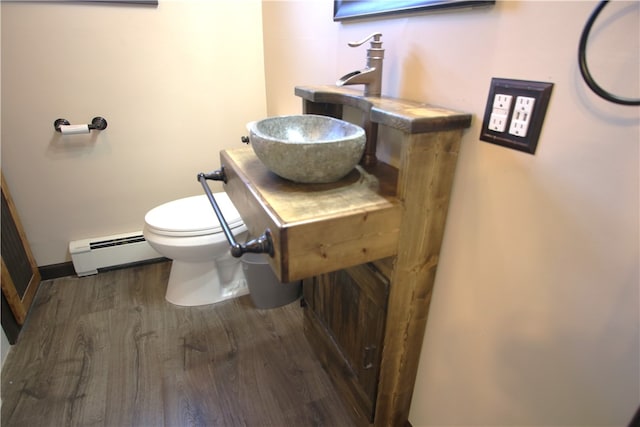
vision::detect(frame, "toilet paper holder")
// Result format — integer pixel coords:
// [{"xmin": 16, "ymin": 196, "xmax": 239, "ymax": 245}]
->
[
  {"xmin": 54, "ymin": 116, "xmax": 108, "ymax": 133},
  {"xmin": 198, "ymin": 168, "xmax": 274, "ymax": 258}
]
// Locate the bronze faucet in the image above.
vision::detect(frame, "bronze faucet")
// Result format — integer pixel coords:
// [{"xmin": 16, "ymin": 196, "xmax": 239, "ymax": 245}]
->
[{"xmin": 336, "ymin": 33, "xmax": 384, "ymax": 97}]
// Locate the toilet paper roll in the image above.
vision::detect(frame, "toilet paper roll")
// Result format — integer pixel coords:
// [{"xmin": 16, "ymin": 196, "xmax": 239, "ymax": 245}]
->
[{"xmin": 60, "ymin": 124, "xmax": 90, "ymax": 135}]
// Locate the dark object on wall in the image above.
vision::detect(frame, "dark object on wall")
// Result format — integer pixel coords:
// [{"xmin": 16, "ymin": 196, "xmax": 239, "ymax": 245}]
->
[
  {"xmin": 1, "ymin": 173, "xmax": 42, "ymax": 344},
  {"xmin": 8, "ymin": 1, "xmax": 159, "ymax": 4},
  {"xmin": 578, "ymin": 0, "xmax": 640, "ymax": 105},
  {"xmin": 479, "ymin": 78, "xmax": 554, "ymax": 155},
  {"xmin": 334, "ymin": 0, "xmax": 494, "ymax": 21},
  {"xmin": 62, "ymin": 0, "xmax": 158, "ymax": 4}
]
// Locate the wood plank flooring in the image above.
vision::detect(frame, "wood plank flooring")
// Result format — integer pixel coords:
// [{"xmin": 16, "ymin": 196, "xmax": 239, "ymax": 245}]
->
[{"xmin": 1, "ymin": 261, "xmax": 355, "ymax": 426}]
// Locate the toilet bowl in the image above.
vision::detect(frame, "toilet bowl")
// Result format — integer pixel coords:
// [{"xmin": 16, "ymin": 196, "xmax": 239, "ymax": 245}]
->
[{"xmin": 143, "ymin": 192, "xmax": 248, "ymax": 306}]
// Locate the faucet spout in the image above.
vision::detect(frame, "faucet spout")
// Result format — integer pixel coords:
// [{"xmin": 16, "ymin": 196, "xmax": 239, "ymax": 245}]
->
[
  {"xmin": 336, "ymin": 67, "xmax": 381, "ymax": 97},
  {"xmin": 336, "ymin": 33, "xmax": 384, "ymax": 97}
]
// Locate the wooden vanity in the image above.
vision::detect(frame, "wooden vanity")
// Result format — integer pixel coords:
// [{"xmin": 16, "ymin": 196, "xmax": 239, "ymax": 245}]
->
[{"xmin": 220, "ymin": 86, "xmax": 471, "ymax": 426}]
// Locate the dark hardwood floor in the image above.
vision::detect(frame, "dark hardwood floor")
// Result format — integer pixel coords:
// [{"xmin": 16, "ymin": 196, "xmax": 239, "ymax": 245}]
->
[{"xmin": 1, "ymin": 261, "xmax": 355, "ymax": 426}]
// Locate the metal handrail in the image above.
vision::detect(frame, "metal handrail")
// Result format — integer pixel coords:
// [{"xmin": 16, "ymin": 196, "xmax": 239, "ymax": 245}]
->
[{"xmin": 197, "ymin": 168, "xmax": 274, "ymax": 258}]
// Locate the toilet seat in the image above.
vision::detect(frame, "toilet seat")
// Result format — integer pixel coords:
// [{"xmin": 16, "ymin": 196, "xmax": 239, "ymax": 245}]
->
[{"xmin": 145, "ymin": 193, "xmax": 244, "ymax": 237}]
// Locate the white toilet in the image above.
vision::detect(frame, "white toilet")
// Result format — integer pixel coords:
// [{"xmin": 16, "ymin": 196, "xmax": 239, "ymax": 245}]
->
[{"xmin": 143, "ymin": 192, "xmax": 249, "ymax": 306}]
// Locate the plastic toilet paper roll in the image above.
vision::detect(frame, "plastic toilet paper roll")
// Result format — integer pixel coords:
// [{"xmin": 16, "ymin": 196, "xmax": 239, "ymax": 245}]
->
[{"xmin": 60, "ymin": 124, "xmax": 90, "ymax": 135}]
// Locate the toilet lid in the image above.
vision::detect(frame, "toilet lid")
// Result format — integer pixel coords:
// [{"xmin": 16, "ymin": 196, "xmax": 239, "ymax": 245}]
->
[{"xmin": 145, "ymin": 193, "xmax": 244, "ymax": 237}]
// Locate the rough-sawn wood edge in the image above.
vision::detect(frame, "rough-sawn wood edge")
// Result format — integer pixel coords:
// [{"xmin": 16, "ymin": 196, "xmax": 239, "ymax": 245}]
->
[{"xmin": 295, "ymin": 85, "xmax": 472, "ymax": 134}]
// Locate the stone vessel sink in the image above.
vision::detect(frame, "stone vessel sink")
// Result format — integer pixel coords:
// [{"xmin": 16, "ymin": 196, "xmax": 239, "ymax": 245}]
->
[{"xmin": 247, "ymin": 114, "xmax": 366, "ymax": 184}]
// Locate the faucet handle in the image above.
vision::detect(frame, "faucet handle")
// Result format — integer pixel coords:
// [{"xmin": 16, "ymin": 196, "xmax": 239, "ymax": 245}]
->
[{"xmin": 348, "ymin": 32, "xmax": 382, "ymax": 48}]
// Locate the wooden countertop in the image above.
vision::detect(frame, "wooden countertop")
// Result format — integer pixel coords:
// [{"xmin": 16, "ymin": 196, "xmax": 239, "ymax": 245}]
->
[{"xmin": 295, "ymin": 85, "xmax": 473, "ymax": 134}]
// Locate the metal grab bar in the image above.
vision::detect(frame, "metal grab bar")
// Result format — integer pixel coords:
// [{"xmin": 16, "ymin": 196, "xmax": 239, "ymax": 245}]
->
[
  {"xmin": 54, "ymin": 117, "xmax": 108, "ymax": 133},
  {"xmin": 197, "ymin": 168, "xmax": 274, "ymax": 258}
]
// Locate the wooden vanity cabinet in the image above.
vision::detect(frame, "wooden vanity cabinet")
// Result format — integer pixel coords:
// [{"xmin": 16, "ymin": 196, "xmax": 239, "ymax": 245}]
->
[
  {"xmin": 303, "ymin": 262, "xmax": 389, "ymax": 423},
  {"xmin": 293, "ymin": 86, "xmax": 471, "ymax": 426},
  {"xmin": 222, "ymin": 85, "xmax": 471, "ymax": 426}
]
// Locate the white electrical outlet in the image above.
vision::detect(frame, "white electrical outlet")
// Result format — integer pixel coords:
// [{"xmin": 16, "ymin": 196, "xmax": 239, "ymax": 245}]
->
[
  {"xmin": 488, "ymin": 94, "xmax": 512, "ymax": 132},
  {"xmin": 480, "ymin": 78, "xmax": 554, "ymax": 154},
  {"xmin": 509, "ymin": 96, "xmax": 535, "ymax": 137}
]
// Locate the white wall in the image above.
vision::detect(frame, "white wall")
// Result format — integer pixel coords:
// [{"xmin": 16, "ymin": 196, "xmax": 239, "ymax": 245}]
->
[
  {"xmin": 262, "ymin": 1, "xmax": 639, "ymax": 425},
  {"xmin": 2, "ymin": 0, "xmax": 638, "ymax": 424},
  {"xmin": 1, "ymin": 0, "xmax": 267, "ymax": 266}
]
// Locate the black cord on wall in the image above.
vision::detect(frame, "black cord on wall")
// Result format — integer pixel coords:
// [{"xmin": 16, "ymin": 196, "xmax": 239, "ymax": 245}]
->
[{"xmin": 578, "ymin": 0, "xmax": 640, "ymax": 106}]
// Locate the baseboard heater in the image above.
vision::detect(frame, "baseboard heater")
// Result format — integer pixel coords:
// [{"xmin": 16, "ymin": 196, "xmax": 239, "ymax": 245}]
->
[{"xmin": 69, "ymin": 231, "xmax": 163, "ymax": 277}]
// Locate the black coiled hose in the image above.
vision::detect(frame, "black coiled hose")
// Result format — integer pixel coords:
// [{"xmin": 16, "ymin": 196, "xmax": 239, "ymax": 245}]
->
[{"xmin": 578, "ymin": 0, "xmax": 640, "ymax": 106}]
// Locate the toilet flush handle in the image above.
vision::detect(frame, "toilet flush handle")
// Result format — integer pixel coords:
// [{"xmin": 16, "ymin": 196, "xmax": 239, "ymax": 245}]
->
[{"xmin": 198, "ymin": 170, "xmax": 274, "ymax": 258}]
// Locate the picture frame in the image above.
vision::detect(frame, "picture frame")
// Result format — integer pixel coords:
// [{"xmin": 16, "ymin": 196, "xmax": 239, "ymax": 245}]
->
[
  {"xmin": 57, "ymin": 0, "xmax": 158, "ymax": 4},
  {"xmin": 334, "ymin": 0, "xmax": 495, "ymax": 21},
  {"xmin": 88, "ymin": 0, "xmax": 157, "ymax": 4}
]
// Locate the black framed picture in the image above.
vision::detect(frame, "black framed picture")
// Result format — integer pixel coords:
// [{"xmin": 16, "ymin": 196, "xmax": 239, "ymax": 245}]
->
[
  {"xmin": 7, "ymin": 0, "xmax": 158, "ymax": 3},
  {"xmin": 90, "ymin": 0, "xmax": 158, "ymax": 4},
  {"xmin": 334, "ymin": 0, "xmax": 495, "ymax": 21},
  {"xmin": 58, "ymin": 0, "xmax": 158, "ymax": 4}
]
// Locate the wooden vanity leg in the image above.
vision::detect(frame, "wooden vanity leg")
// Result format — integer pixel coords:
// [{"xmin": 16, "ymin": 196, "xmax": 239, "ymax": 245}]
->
[
  {"xmin": 360, "ymin": 117, "xmax": 378, "ymax": 167},
  {"xmin": 373, "ymin": 129, "xmax": 462, "ymax": 427}
]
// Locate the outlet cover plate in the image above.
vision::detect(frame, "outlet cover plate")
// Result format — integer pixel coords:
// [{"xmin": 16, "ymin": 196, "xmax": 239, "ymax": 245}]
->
[{"xmin": 480, "ymin": 78, "xmax": 553, "ymax": 154}]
